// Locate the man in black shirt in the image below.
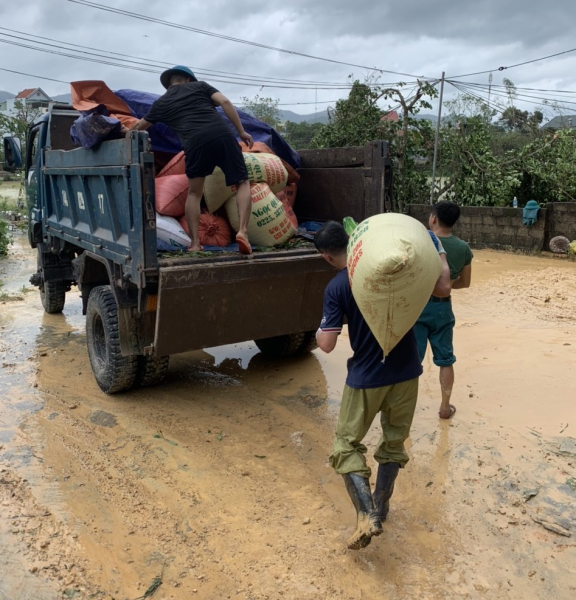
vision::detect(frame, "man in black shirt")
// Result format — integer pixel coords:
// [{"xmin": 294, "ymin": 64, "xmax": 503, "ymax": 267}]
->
[{"xmin": 130, "ymin": 65, "xmax": 254, "ymax": 254}]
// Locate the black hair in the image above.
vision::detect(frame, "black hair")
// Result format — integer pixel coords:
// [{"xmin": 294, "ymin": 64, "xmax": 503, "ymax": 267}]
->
[
  {"xmin": 314, "ymin": 221, "xmax": 349, "ymax": 254},
  {"xmin": 431, "ymin": 201, "xmax": 461, "ymax": 228}
]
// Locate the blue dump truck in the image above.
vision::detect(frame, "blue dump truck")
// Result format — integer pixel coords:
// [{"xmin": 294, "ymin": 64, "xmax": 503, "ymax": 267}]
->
[{"xmin": 3, "ymin": 104, "xmax": 392, "ymax": 393}]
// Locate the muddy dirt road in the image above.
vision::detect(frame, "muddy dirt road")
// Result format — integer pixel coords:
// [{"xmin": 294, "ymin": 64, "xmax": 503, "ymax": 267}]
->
[{"xmin": 1, "ymin": 234, "xmax": 576, "ymax": 600}]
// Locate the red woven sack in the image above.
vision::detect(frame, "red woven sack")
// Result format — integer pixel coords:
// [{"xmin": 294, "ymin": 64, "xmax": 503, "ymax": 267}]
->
[
  {"xmin": 276, "ymin": 183, "xmax": 297, "ymax": 208},
  {"xmin": 155, "ymin": 174, "xmax": 189, "ymax": 217},
  {"xmin": 278, "ymin": 194, "xmax": 298, "ymax": 229},
  {"xmin": 179, "ymin": 213, "xmax": 232, "ymax": 247},
  {"xmin": 157, "ymin": 151, "xmax": 186, "ymax": 177}
]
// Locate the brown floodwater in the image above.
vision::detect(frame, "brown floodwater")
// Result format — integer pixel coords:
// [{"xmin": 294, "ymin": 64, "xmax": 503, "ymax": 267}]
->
[{"xmin": 1, "ymin": 235, "xmax": 575, "ymax": 600}]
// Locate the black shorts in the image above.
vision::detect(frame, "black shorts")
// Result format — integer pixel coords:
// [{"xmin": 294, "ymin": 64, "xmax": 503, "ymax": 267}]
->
[{"xmin": 184, "ymin": 134, "xmax": 248, "ymax": 185}]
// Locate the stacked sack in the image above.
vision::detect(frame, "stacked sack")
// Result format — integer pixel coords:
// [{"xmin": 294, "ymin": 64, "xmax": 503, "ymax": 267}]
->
[{"xmin": 154, "ymin": 148, "xmax": 299, "ymax": 251}]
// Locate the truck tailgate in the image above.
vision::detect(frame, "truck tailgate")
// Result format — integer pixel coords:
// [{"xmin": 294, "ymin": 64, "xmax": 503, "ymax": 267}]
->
[{"xmin": 154, "ymin": 253, "xmax": 334, "ymax": 355}]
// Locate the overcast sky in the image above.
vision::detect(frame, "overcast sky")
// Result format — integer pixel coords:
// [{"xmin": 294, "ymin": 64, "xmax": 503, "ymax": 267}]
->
[{"xmin": 1, "ymin": 0, "xmax": 576, "ymax": 117}]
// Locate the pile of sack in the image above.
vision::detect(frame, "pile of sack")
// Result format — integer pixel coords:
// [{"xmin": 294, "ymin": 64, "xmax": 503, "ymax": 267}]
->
[
  {"xmin": 68, "ymin": 81, "xmax": 302, "ymax": 252},
  {"xmin": 154, "ymin": 144, "xmax": 299, "ymax": 251}
]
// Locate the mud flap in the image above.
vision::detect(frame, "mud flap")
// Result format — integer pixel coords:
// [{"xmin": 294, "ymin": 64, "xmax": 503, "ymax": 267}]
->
[{"xmin": 153, "ymin": 255, "xmax": 334, "ymax": 356}]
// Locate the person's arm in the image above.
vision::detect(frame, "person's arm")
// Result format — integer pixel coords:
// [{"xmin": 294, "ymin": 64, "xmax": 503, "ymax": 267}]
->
[
  {"xmin": 211, "ymin": 91, "xmax": 254, "ymax": 149},
  {"xmin": 316, "ymin": 330, "xmax": 339, "ymax": 353},
  {"xmin": 316, "ymin": 282, "xmax": 344, "ymax": 354},
  {"xmin": 432, "ymin": 253, "xmax": 451, "ymax": 297},
  {"xmin": 451, "ymin": 263, "xmax": 472, "ymax": 289},
  {"xmin": 129, "ymin": 119, "xmax": 153, "ymax": 131}
]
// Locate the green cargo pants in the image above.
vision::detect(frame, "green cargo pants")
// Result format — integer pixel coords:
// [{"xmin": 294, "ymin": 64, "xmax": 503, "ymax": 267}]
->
[{"xmin": 328, "ymin": 378, "xmax": 419, "ymax": 479}]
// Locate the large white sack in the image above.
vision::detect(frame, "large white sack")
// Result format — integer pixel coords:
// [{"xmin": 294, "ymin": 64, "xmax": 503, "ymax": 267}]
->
[
  {"xmin": 225, "ymin": 182, "xmax": 296, "ymax": 246},
  {"xmin": 155, "ymin": 212, "xmax": 191, "ymax": 250},
  {"xmin": 204, "ymin": 153, "xmax": 289, "ymax": 213},
  {"xmin": 347, "ymin": 213, "xmax": 442, "ymax": 356}
]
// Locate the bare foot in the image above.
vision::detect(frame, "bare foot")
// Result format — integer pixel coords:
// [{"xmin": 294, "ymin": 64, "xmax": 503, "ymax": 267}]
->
[
  {"xmin": 347, "ymin": 512, "xmax": 382, "ymax": 550},
  {"xmin": 439, "ymin": 404, "xmax": 456, "ymax": 419},
  {"xmin": 236, "ymin": 233, "xmax": 252, "ymax": 255},
  {"xmin": 187, "ymin": 244, "xmax": 204, "ymax": 252}
]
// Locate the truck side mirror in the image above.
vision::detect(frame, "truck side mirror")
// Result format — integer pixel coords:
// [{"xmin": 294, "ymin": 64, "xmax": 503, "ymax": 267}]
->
[{"xmin": 3, "ymin": 136, "xmax": 22, "ymax": 171}]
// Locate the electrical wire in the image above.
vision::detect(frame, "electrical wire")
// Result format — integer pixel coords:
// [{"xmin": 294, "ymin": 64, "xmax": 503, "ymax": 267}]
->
[
  {"xmin": 0, "ymin": 32, "xmax": 413, "ymax": 91},
  {"xmin": 449, "ymin": 46, "xmax": 576, "ymax": 79},
  {"xmin": 0, "ymin": 26, "xmax": 380, "ymax": 88},
  {"xmin": 66, "ymin": 0, "xmax": 429, "ymax": 79},
  {"xmin": 0, "ymin": 66, "xmax": 68, "ymax": 85}
]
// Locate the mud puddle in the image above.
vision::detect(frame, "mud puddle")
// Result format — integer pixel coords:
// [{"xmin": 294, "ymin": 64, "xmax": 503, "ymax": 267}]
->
[{"xmin": 1, "ymin": 236, "xmax": 576, "ymax": 599}]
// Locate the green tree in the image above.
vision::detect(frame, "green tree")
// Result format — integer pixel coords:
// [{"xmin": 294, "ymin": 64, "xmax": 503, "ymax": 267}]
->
[
  {"xmin": 240, "ymin": 95, "xmax": 281, "ymax": 128},
  {"xmin": 283, "ymin": 121, "xmax": 325, "ymax": 149},
  {"xmin": 311, "ymin": 78, "xmax": 438, "ymax": 208},
  {"xmin": 0, "ymin": 99, "xmax": 41, "ymax": 164}
]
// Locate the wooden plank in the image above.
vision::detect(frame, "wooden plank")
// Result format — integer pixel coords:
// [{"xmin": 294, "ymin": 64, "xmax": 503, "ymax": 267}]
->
[
  {"xmin": 298, "ymin": 146, "xmax": 365, "ymax": 169},
  {"xmin": 296, "ymin": 169, "xmax": 368, "ymax": 222}
]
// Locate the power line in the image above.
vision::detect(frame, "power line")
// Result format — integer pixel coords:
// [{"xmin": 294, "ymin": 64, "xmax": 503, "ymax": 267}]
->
[
  {"xmin": 0, "ymin": 66, "xmax": 68, "ymax": 85},
  {"xmin": 452, "ymin": 80, "xmax": 576, "ymax": 109},
  {"xmin": 0, "ymin": 32, "xmax": 410, "ymax": 91},
  {"xmin": 0, "ymin": 26, "xmax": 372, "ymax": 89},
  {"xmin": 66, "ymin": 0, "xmax": 429, "ymax": 79},
  {"xmin": 449, "ymin": 46, "xmax": 576, "ymax": 79}
]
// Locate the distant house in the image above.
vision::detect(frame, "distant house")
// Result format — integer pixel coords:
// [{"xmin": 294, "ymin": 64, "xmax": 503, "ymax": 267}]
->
[
  {"xmin": 0, "ymin": 87, "xmax": 52, "ymax": 116},
  {"xmin": 542, "ymin": 115, "xmax": 576, "ymax": 131}
]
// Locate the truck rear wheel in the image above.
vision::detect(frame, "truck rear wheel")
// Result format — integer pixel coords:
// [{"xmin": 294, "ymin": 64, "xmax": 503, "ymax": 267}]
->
[
  {"xmin": 136, "ymin": 355, "xmax": 170, "ymax": 388},
  {"xmin": 86, "ymin": 286, "xmax": 137, "ymax": 394},
  {"xmin": 40, "ymin": 279, "xmax": 67, "ymax": 314},
  {"xmin": 254, "ymin": 331, "xmax": 318, "ymax": 358}
]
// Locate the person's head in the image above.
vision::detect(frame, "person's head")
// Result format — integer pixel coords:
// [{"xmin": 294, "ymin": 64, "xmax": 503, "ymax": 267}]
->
[
  {"xmin": 429, "ymin": 201, "xmax": 461, "ymax": 230},
  {"xmin": 160, "ymin": 65, "xmax": 198, "ymax": 90},
  {"xmin": 314, "ymin": 221, "xmax": 349, "ymax": 269}
]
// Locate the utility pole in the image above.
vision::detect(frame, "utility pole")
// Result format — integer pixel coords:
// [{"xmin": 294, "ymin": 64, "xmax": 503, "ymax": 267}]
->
[{"xmin": 430, "ymin": 72, "xmax": 445, "ymax": 205}]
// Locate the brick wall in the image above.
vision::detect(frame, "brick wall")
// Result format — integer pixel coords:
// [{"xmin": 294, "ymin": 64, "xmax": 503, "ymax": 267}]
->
[
  {"xmin": 546, "ymin": 203, "xmax": 576, "ymax": 246},
  {"xmin": 405, "ymin": 204, "xmax": 576, "ymax": 252}
]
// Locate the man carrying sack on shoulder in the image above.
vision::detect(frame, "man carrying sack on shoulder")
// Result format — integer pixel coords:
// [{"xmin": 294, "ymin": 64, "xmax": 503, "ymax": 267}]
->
[
  {"xmin": 315, "ymin": 221, "xmax": 451, "ymax": 550},
  {"xmin": 130, "ymin": 65, "xmax": 254, "ymax": 254}
]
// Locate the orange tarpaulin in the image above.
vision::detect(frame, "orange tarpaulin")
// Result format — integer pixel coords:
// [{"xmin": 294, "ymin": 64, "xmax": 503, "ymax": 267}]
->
[{"xmin": 70, "ymin": 80, "xmax": 139, "ymax": 129}]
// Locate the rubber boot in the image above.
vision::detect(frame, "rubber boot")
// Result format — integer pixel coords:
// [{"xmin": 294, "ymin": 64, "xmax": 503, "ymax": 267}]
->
[
  {"xmin": 342, "ymin": 473, "xmax": 383, "ymax": 550},
  {"xmin": 374, "ymin": 462, "xmax": 400, "ymax": 522}
]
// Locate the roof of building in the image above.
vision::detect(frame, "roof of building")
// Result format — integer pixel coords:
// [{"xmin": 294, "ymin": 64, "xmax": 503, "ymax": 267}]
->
[
  {"xmin": 15, "ymin": 88, "xmax": 37, "ymax": 99},
  {"xmin": 542, "ymin": 115, "xmax": 576, "ymax": 130}
]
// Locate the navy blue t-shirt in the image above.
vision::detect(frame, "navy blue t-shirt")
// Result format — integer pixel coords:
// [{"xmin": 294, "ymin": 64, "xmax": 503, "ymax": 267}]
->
[{"xmin": 320, "ymin": 268, "xmax": 423, "ymax": 389}]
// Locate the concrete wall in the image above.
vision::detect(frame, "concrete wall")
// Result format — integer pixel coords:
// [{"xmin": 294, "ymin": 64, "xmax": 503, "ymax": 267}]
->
[{"xmin": 406, "ymin": 203, "xmax": 576, "ymax": 252}]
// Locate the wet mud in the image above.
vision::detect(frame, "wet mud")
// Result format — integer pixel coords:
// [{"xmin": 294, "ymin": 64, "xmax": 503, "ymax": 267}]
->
[{"xmin": 1, "ymin": 236, "xmax": 576, "ymax": 599}]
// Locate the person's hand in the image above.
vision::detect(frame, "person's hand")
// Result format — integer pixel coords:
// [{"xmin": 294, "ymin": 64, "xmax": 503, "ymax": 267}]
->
[{"xmin": 239, "ymin": 131, "xmax": 254, "ymax": 149}]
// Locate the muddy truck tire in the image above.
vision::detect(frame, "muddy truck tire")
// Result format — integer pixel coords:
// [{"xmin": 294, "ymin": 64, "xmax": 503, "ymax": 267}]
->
[
  {"xmin": 254, "ymin": 331, "xmax": 318, "ymax": 358},
  {"xmin": 136, "ymin": 355, "xmax": 170, "ymax": 388},
  {"xmin": 86, "ymin": 286, "xmax": 138, "ymax": 394},
  {"xmin": 40, "ymin": 279, "xmax": 67, "ymax": 314}
]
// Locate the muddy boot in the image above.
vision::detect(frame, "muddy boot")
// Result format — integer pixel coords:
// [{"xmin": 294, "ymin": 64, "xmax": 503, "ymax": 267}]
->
[
  {"xmin": 374, "ymin": 462, "xmax": 400, "ymax": 522},
  {"xmin": 342, "ymin": 473, "xmax": 383, "ymax": 550}
]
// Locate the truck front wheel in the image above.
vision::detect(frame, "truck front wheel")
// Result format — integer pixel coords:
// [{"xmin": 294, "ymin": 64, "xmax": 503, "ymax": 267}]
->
[
  {"xmin": 254, "ymin": 331, "xmax": 318, "ymax": 358},
  {"xmin": 86, "ymin": 286, "xmax": 138, "ymax": 394},
  {"xmin": 40, "ymin": 279, "xmax": 67, "ymax": 314}
]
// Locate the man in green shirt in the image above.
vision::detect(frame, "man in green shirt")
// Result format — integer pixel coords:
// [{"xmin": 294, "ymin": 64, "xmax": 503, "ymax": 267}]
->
[{"xmin": 414, "ymin": 201, "xmax": 473, "ymax": 419}]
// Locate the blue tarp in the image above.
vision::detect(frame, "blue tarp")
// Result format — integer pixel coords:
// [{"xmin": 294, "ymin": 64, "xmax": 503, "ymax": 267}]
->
[
  {"xmin": 70, "ymin": 105, "xmax": 122, "ymax": 149},
  {"xmin": 115, "ymin": 88, "xmax": 300, "ymax": 168}
]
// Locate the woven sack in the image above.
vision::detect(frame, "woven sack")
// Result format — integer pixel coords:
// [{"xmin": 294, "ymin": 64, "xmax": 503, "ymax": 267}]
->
[
  {"xmin": 155, "ymin": 174, "xmax": 189, "ymax": 217},
  {"xmin": 347, "ymin": 213, "xmax": 442, "ymax": 355},
  {"xmin": 157, "ymin": 151, "xmax": 185, "ymax": 177},
  {"xmin": 155, "ymin": 213, "xmax": 191, "ymax": 250},
  {"xmin": 225, "ymin": 182, "xmax": 296, "ymax": 246},
  {"xmin": 179, "ymin": 213, "xmax": 232, "ymax": 247},
  {"xmin": 243, "ymin": 152, "xmax": 288, "ymax": 193}
]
